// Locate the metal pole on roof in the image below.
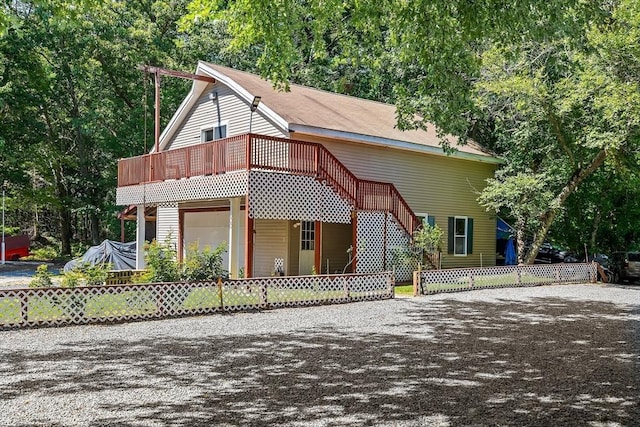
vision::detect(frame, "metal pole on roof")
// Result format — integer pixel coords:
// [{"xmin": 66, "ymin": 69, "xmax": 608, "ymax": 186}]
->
[
  {"xmin": 1, "ymin": 186, "xmax": 5, "ymax": 265},
  {"xmin": 154, "ymin": 71, "xmax": 161, "ymax": 154}
]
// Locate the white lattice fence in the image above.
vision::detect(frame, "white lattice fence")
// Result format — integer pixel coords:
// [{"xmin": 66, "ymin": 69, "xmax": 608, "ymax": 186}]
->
[
  {"xmin": 416, "ymin": 263, "xmax": 598, "ymax": 295},
  {"xmin": 0, "ymin": 272, "xmax": 394, "ymax": 329}
]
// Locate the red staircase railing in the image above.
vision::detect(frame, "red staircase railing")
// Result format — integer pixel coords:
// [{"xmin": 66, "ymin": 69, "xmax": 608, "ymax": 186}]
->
[{"xmin": 118, "ymin": 133, "xmax": 418, "ymax": 234}]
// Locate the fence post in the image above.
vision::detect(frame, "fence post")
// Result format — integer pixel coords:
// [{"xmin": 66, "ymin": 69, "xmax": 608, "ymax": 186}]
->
[
  {"xmin": 590, "ymin": 262, "xmax": 597, "ymax": 283},
  {"xmin": 413, "ymin": 271, "xmax": 419, "ymax": 296},
  {"xmin": 342, "ymin": 276, "xmax": 351, "ymax": 300},
  {"xmin": 260, "ymin": 282, "xmax": 268, "ymax": 308},
  {"xmin": 156, "ymin": 286, "xmax": 165, "ymax": 316},
  {"xmin": 217, "ymin": 277, "xmax": 224, "ymax": 311},
  {"xmin": 517, "ymin": 267, "xmax": 522, "ymax": 285},
  {"xmin": 387, "ymin": 272, "xmax": 394, "ymax": 298},
  {"xmin": 469, "ymin": 273, "xmax": 475, "ymax": 288},
  {"xmin": 20, "ymin": 291, "xmax": 28, "ymax": 325}
]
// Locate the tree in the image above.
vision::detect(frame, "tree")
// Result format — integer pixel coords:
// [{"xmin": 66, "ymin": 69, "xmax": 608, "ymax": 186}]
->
[
  {"xmin": 0, "ymin": 1, "xmax": 196, "ymax": 254},
  {"xmin": 182, "ymin": 0, "xmax": 639, "ymax": 263}
]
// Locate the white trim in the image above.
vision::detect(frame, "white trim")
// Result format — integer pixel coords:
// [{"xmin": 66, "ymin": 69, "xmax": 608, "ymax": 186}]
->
[
  {"xmin": 197, "ymin": 62, "xmax": 290, "ymax": 134},
  {"xmin": 453, "ymin": 216, "xmax": 468, "ymax": 257},
  {"xmin": 289, "ymin": 125, "xmax": 503, "ymax": 164},
  {"xmin": 200, "ymin": 120, "xmax": 229, "ymax": 142},
  {"xmin": 156, "ymin": 80, "xmax": 212, "ymax": 152},
  {"xmin": 415, "ymin": 213, "xmax": 430, "ymax": 227}
]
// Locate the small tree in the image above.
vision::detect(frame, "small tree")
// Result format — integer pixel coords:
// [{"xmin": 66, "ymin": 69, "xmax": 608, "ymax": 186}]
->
[{"xmin": 392, "ymin": 224, "xmax": 444, "ymax": 271}]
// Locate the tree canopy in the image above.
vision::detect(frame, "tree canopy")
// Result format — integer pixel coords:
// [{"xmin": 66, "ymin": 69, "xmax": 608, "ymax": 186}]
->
[{"xmin": 1, "ymin": 0, "xmax": 639, "ymax": 261}]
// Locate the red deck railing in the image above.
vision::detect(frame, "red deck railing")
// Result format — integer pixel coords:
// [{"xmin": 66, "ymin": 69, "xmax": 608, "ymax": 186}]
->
[{"xmin": 118, "ymin": 134, "xmax": 418, "ymax": 234}]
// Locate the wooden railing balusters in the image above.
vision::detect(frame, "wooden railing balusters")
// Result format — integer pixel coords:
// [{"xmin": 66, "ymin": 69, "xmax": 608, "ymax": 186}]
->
[{"xmin": 117, "ymin": 133, "xmax": 418, "ymax": 234}]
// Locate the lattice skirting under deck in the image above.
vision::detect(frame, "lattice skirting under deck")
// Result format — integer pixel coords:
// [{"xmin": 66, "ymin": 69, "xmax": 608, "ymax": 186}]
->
[{"xmin": 248, "ymin": 171, "xmax": 352, "ymax": 223}]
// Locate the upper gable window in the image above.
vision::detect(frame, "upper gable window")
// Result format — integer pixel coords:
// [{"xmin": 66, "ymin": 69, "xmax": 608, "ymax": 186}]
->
[{"xmin": 202, "ymin": 124, "xmax": 227, "ymax": 142}]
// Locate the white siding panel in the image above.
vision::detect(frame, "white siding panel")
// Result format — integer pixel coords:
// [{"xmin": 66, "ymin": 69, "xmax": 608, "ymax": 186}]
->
[
  {"xmin": 156, "ymin": 205, "xmax": 179, "ymax": 249},
  {"xmin": 253, "ymin": 219, "xmax": 289, "ymax": 277},
  {"xmin": 168, "ymin": 84, "xmax": 286, "ymax": 150}
]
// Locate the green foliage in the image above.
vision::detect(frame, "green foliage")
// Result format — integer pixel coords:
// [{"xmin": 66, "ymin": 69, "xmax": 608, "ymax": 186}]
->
[
  {"xmin": 133, "ymin": 239, "xmax": 180, "ymax": 284},
  {"xmin": 181, "ymin": 241, "xmax": 227, "ymax": 281},
  {"xmin": 133, "ymin": 238, "xmax": 228, "ymax": 284},
  {"xmin": 23, "ymin": 246, "xmax": 60, "ymax": 262},
  {"xmin": 392, "ymin": 224, "xmax": 444, "ymax": 270},
  {"xmin": 0, "ymin": 227, "xmax": 22, "ymax": 237},
  {"xmin": 413, "ymin": 224, "xmax": 444, "ymax": 255},
  {"xmin": 61, "ymin": 263, "xmax": 111, "ymax": 288},
  {"xmin": 29, "ymin": 264, "xmax": 53, "ymax": 288}
]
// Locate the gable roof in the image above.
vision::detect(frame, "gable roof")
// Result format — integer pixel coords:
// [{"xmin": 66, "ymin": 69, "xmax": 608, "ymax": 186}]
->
[{"xmin": 160, "ymin": 62, "xmax": 499, "ymax": 163}]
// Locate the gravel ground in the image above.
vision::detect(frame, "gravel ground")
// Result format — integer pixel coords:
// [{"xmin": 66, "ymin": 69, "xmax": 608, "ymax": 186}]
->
[{"xmin": 1, "ymin": 283, "xmax": 639, "ymax": 426}]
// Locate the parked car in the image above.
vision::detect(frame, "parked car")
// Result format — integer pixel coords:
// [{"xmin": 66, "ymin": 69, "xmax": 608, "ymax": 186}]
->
[
  {"xmin": 610, "ymin": 251, "xmax": 640, "ymax": 283},
  {"xmin": 533, "ymin": 242, "xmax": 579, "ymax": 264}
]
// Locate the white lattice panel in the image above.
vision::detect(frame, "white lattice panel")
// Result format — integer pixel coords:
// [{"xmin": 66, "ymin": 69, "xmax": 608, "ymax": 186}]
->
[
  {"xmin": 248, "ymin": 171, "xmax": 352, "ymax": 223},
  {"xmin": 355, "ymin": 211, "xmax": 385, "ymax": 274},
  {"xmin": 116, "ymin": 171, "xmax": 249, "ymax": 205},
  {"xmin": 418, "ymin": 263, "xmax": 597, "ymax": 295},
  {"xmin": 0, "ymin": 272, "xmax": 394, "ymax": 329},
  {"xmin": 386, "ymin": 215, "xmax": 413, "ymax": 282}
]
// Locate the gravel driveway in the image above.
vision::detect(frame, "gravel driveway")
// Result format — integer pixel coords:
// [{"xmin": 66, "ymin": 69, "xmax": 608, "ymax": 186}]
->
[{"xmin": 1, "ymin": 283, "xmax": 639, "ymax": 426}]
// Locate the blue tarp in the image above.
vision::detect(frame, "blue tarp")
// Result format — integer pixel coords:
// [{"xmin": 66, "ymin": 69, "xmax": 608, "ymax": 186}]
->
[
  {"xmin": 497, "ymin": 217, "xmax": 514, "ymax": 239},
  {"xmin": 505, "ymin": 238, "xmax": 517, "ymax": 265}
]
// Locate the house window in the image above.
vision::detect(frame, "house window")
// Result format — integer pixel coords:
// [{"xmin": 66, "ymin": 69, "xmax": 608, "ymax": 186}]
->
[
  {"xmin": 448, "ymin": 216, "xmax": 474, "ymax": 256},
  {"xmin": 301, "ymin": 221, "xmax": 315, "ymax": 251},
  {"xmin": 201, "ymin": 124, "xmax": 227, "ymax": 142},
  {"xmin": 416, "ymin": 213, "xmax": 435, "ymax": 228}
]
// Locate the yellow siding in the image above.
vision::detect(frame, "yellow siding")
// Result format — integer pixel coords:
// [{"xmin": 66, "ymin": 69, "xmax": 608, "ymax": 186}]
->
[
  {"xmin": 296, "ymin": 134, "xmax": 497, "ymax": 268},
  {"xmin": 321, "ymin": 223, "xmax": 352, "ymax": 274}
]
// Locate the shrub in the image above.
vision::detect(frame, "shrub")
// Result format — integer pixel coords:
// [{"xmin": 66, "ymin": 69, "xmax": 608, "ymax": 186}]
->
[
  {"xmin": 23, "ymin": 246, "xmax": 59, "ymax": 262},
  {"xmin": 133, "ymin": 239, "xmax": 228, "ymax": 284},
  {"xmin": 133, "ymin": 238, "xmax": 180, "ymax": 283},
  {"xmin": 391, "ymin": 224, "xmax": 444, "ymax": 270},
  {"xmin": 181, "ymin": 242, "xmax": 227, "ymax": 281},
  {"xmin": 61, "ymin": 263, "xmax": 111, "ymax": 288},
  {"xmin": 29, "ymin": 264, "xmax": 53, "ymax": 288}
]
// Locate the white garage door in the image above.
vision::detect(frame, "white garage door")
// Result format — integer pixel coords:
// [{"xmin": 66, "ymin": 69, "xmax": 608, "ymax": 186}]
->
[{"xmin": 182, "ymin": 211, "xmax": 245, "ymax": 271}]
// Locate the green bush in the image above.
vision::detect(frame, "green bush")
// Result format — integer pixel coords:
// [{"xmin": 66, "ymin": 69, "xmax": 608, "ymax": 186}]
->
[
  {"xmin": 133, "ymin": 238, "xmax": 180, "ymax": 283},
  {"xmin": 181, "ymin": 242, "xmax": 227, "ymax": 281},
  {"xmin": 61, "ymin": 262, "xmax": 111, "ymax": 288},
  {"xmin": 133, "ymin": 238, "xmax": 228, "ymax": 284},
  {"xmin": 23, "ymin": 246, "xmax": 59, "ymax": 262},
  {"xmin": 29, "ymin": 264, "xmax": 53, "ymax": 288},
  {"xmin": 391, "ymin": 224, "xmax": 444, "ymax": 270}
]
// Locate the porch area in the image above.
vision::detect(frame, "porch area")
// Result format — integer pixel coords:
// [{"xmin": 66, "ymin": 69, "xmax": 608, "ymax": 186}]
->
[{"xmin": 116, "ymin": 133, "xmax": 418, "ymax": 279}]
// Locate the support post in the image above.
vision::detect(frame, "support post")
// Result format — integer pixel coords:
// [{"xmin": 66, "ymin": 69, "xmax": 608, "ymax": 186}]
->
[
  {"xmin": 229, "ymin": 197, "xmax": 241, "ymax": 278},
  {"xmin": 135, "ymin": 205, "xmax": 146, "ymax": 269},
  {"xmin": 314, "ymin": 220, "xmax": 321, "ymax": 275},
  {"xmin": 352, "ymin": 211, "xmax": 358, "ymax": 273},
  {"xmin": 245, "ymin": 200, "xmax": 254, "ymax": 279}
]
